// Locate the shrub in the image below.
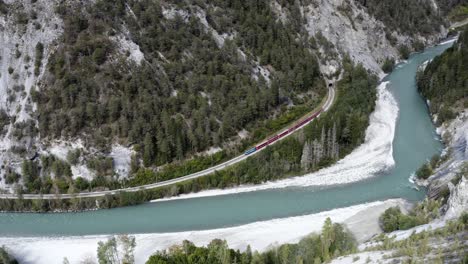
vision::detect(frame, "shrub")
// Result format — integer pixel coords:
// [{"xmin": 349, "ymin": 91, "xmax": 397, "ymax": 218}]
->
[
  {"xmin": 380, "ymin": 207, "xmax": 401, "ymax": 232},
  {"xmin": 34, "ymin": 42, "xmax": 44, "ymax": 76},
  {"xmin": 382, "ymin": 58, "xmax": 395, "ymax": 73},
  {"xmin": 398, "ymin": 45, "xmax": 410, "ymax": 59},
  {"xmin": 438, "ymin": 106, "xmax": 456, "ymax": 124},
  {"xmin": 416, "ymin": 162, "xmax": 432, "ymax": 179},
  {"xmin": 66, "ymin": 149, "xmax": 81, "ymax": 165}
]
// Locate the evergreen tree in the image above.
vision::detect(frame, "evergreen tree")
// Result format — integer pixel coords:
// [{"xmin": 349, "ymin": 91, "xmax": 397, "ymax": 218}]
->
[{"xmin": 143, "ymin": 133, "xmax": 154, "ymax": 167}]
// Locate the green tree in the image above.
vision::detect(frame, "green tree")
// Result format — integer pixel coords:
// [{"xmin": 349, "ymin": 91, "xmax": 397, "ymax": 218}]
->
[
  {"xmin": 143, "ymin": 133, "xmax": 155, "ymax": 167},
  {"xmin": 97, "ymin": 235, "xmax": 136, "ymax": 264}
]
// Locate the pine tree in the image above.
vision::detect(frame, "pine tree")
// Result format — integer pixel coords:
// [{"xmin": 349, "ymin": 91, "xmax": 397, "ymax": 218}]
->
[
  {"xmin": 312, "ymin": 139, "xmax": 323, "ymax": 166},
  {"xmin": 300, "ymin": 141, "xmax": 313, "ymax": 171},
  {"xmin": 320, "ymin": 126, "xmax": 326, "ymax": 152},
  {"xmin": 143, "ymin": 133, "xmax": 154, "ymax": 167},
  {"xmin": 332, "ymin": 122, "xmax": 339, "ymax": 159},
  {"xmin": 321, "ymin": 217, "xmax": 334, "ymax": 262},
  {"xmin": 327, "ymin": 128, "xmax": 332, "ymax": 158}
]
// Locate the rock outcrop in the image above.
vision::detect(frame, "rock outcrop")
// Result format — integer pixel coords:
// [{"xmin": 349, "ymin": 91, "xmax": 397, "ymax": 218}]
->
[{"xmin": 444, "ymin": 176, "xmax": 468, "ymax": 219}]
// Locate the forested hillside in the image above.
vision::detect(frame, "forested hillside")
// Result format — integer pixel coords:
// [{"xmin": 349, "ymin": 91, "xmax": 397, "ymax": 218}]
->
[
  {"xmin": 0, "ymin": 0, "xmax": 450, "ymax": 201},
  {"xmin": 417, "ymin": 27, "xmax": 468, "ymax": 124},
  {"xmin": 36, "ymin": 0, "xmax": 324, "ymax": 166},
  {"xmin": 0, "ymin": 59, "xmax": 378, "ymax": 211}
]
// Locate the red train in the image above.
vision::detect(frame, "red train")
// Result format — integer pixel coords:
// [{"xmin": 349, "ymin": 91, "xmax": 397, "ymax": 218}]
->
[{"xmin": 244, "ymin": 109, "xmax": 323, "ymax": 155}]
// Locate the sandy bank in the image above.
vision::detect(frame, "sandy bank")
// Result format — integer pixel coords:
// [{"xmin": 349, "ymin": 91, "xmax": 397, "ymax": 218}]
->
[{"xmin": 0, "ymin": 199, "xmax": 409, "ymax": 264}]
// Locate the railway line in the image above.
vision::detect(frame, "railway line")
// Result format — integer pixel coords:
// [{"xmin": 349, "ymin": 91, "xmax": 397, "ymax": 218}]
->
[{"xmin": 0, "ymin": 86, "xmax": 335, "ymax": 200}]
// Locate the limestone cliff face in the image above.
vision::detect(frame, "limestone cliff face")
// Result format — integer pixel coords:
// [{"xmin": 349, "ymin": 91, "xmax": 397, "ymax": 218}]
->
[
  {"xmin": 0, "ymin": 0, "xmax": 449, "ymax": 191},
  {"xmin": 424, "ymin": 110, "xmax": 468, "ymax": 218},
  {"xmin": 0, "ymin": 0, "xmax": 62, "ymax": 188},
  {"xmin": 444, "ymin": 176, "xmax": 468, "ymax": 220},
  {"xmin": 427, "ymin": 111, "xmax": 467, "ymax": 184},
  {"xmin": 273, "ymin": 0, "xmax": 447, "ymax": 78}
]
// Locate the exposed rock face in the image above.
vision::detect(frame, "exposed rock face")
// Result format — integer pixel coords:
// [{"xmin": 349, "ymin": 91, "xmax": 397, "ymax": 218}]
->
[
  {"xmin": 299, "ymin": 0, "xmax": 445, "ymax": 78},
  {"xmin": 303, "ymin": 0, "xmax": 397, "ymax": 77},
  {"xmin": 0, "ymin": 0, "xmax": 449, "ymax": 192},
  {"xmin": 0, "ymin": 0, "xmax": 62, "ymax": 186},
  {"xmin": 426, "ymin": 110, "xmax": 468, "ymax": 199},
  {"xmin": 444, "ymin": 176, "xmax": 468, "ymax": 219}
]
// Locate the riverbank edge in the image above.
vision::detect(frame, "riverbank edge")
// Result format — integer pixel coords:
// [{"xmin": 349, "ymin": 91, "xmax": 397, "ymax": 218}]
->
[{"xmin": 0, "ymin": 198, "xmax": 411, "ymax": 264}]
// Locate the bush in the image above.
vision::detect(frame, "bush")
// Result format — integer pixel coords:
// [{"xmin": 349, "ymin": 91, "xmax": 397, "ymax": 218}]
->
[
  {"xmin": 416, "ymin": 162, "xmax": 433, "ymax": 179},
  {"xmin": 438, "ymin": 106, "xmax": 456, "ymax": 124},
  {"xmin": 380, "ymin": 207, "xmax": 401, "ymax": 232},
  {"xmin": 0, "ymin": 246, "xmax": 17, "ymax": 264},
  {"xmin": 92, "ymin": 47, "xmax": 107, "ymax": 65},
  {"xmin": 34, "ymin": 42, "xmax": 44, "ymax": 76},
  {"xmin": 398, "ymin": 45, "xmax": 411, "ymax": 59},
  {"xmin": 382, "ymin": 58, "xmax": 395, "ymax": 73},
  {"xmin": 379, "ymin": 199, "xmax": 441, "ymax": 232},
  {"xmin": 66, "ymin": 149, "xmax": 81, "ymax": 165}
]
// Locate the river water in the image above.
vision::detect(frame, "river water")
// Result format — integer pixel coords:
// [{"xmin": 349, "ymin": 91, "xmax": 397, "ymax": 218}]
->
[{"xmin": 0, "ymin": 42, "xmax": 453, "ymax": 237}]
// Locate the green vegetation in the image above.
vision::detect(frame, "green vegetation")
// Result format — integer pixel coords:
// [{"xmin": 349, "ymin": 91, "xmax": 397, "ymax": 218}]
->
[
  {"xmin": 417, "ymin": 27, "xmax": 468, "ymax": 125},
  {"xmin": 416, "ymin": 162, "xmax": 433, "ymax": 179},
  {"xmin": 0, "ymin": 59, "xmax": 378, "ymax": 212},
  {"xmin": 379, "ymin": 199, "xmax": 442, "ymax": 232},
  {"xmin": 382, "ymin": 58, "xmax": 395, "ymax": 73},
  {"xmin": 369, "ymin": 213, "xmax": 467, "ymax": 263},
  {"xmin": 436, "ymin": 0, "xmax": 468, "ymax": 20},
  {"xmin": 414, "ymin": 154, "xmax": 443, "ymax": 180},
  {"xmin": 449, "ymin": 4, "xmax": 468, "ymax": 21},
  {"xmin": 0, "ymin": 246, "xmax": 18, "ymax": 264},
  {"xmin": 36, "ymin": 0, "xmax": 324, "ymax": 168},
  {"xmin": 398, "ymin": 44, "xmax": 411, "ymax": 60},
  {"xmin": 146, "ymin": 218, "xmax": 356, "ymax": 264},
  {"xmin": 0, "ymin": 109, "xmax": 9, "ymax": 135},
  {"xmin": 355, "ymin": 0, "xmax": 445, "ymax": 36},
  {"xmin": 97, "ymin": 235, "xmax": 136, "ymax": 264},
  {"xmin": 130, "ymin": 59, "xmax": 376, "ymax": 189},
  {"xmin": 34, "ymin": 42, "xmax": 43, "ymax": 76},
  {"xmin": 0, "ymin": 1, "xmax": 9, "ymax": 15}
]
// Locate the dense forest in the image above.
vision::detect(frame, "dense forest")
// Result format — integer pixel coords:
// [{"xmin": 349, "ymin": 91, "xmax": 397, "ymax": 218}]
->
[
  {"xmin": 0, "ymin": 58, "xmax": 377, "ymax": 212},
  {"xmin": 130, "ymin": 58, "xmax": 377, "ymax": 188},
  {"xmin": 35, "ymin": 0, "xmax": 324, "ymax": 167},
  {"xmin": 146, "ymin": 218, "xmax": 356, "ymax": 264},
  {"xmin": 417, "ymin": 27, "xmax": 468, "ymax": 125}
]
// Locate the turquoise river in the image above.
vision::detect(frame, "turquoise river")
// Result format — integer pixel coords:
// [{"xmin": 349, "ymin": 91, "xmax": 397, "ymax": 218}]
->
[{"xmin": 0, "ymin": 41, "xmax": 454, "ymax": 237}]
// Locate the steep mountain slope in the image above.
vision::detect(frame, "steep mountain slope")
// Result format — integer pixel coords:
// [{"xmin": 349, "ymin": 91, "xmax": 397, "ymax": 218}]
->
[
  {"xmin": 0, "ymin": 0, "xmax": 62, "ymax": 191},
  {"xmin": 415, "ymin": 27, "xmax": 467, "ymax": 208},
  {"xmin": 0, "ymin": 0, "xmax": 448, "ymax": 197}
]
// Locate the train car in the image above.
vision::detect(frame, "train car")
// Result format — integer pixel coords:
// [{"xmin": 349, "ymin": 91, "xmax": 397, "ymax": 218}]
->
[
  {"xmin": 244, "ymin": 147, "xmax": 257, "ymax": 155},
  {"xmin": 256, "ymin": 141, "xmax": 269, "ymax": 150},
  {"xmin": 251, "ymin": 107, "xmax": 324, "ymax": 154},
  {"xmin": 278, "ymin": 130, "xmax": 289, "ymax": 138},
  {"xmin": 267, "ymin": 135, "xmax": 279, "ymax": 143}
]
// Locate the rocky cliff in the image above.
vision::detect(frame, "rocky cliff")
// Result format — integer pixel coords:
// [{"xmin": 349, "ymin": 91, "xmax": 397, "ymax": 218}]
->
[{"xmin": 0, "ymin": 0, "xmax": 448, "ymax": 193}]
